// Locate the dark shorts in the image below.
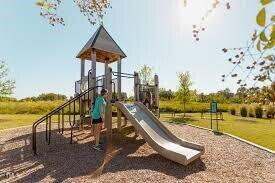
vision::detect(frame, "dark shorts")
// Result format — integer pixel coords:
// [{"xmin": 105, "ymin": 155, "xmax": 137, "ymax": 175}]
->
[{"xmin": 92, "ymin": 117, "xmax": 103, "ymax": 124}]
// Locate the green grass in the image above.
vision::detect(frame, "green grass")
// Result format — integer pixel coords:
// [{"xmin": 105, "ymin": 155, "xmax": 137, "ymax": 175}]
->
[
  {"xmin": 0, "ymin": 114, "xmax": 80, "ymax": 130},
  {"xmin": 0, "ymin": 114, "xmax": 43, "ymax": 130},
  {"xmin": 0, "ymin": 101, "xmax": 65, "ymax": 114},
  {"xmin": 160, "ymin": 112, "xmax": 275, "ymax": 151}
]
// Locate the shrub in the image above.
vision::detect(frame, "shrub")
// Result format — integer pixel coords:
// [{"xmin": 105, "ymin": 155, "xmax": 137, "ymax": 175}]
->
[
  {"xmin": 255, "ymin": 106, "xmax": 263, "ymax": 118},
  {"xmin": 230, "ymin": 107, "xmax": 236, "ymax": 115},
  {"xmin": 159, "ymin": 101, "xmax": 229, "ymax": 113},
  {"xmin": 0, "ymin": 97, "xmax": 17, "ymax": 102},
  {"xmin": 240, "ymin": 106, "xmax": 248, "ymax": 117},
  {"xmin": 248, "ymin": 108, "xmax": 255, "ymax": 117},
  {"xmin": 266, "ymin": 107, "xmax": 274, "ymax": 119}
]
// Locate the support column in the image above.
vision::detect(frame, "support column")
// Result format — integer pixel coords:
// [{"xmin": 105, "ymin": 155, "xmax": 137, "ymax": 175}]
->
[
  {"xmin": 104, "ymin": 60, "xmax": 109, "ymax": 89},
  {"xmin": 137, "ymin": 73, "xmax": 141, "ymax": 102},
  {"xmin": 117, "ymin": 58, "xmax": 122, "ymax": 131},
  {"xmin": 154, "ymin": 74, "xmax": 159, "ymax": 118},
  {"xmin": 80, "ymin": 58, "xmax": 85, "ymax": 129},
  {"xmin": 80, "ymin": 58, "xmax": 85, "ymax": 92},
  {"xmin": 91, "ymin": 50, "xmax": 97, "ymax": 108},
  {"xmin": 134, "ymin": 72, "xmax": 140, "ymax": 102},
  {"xmin": 105, "ymin": 67, "xmax": 113, "ymax": 142}
]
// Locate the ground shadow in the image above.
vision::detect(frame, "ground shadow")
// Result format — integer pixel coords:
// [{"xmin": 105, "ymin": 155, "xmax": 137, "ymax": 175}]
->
[
  {"xmin": 99, "ymin": 128, "xmax": 206, "ymax": 180},
  {"xmin": 0, "ymin": 124, "xmax": 206, "ymax": 182},
  {"xmin": 212, "ymin": 131, "xmax": 224, "ymax": 136}
]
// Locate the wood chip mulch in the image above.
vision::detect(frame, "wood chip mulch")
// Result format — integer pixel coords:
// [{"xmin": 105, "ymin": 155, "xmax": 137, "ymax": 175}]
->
[{"xmin": 0, "ymin": 122, "xmax": 274, "ymax": 183}]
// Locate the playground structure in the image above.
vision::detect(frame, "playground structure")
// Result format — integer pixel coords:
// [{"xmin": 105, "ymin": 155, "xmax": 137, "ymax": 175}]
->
[{"xmin": 32, "ymin": 25, "xmax": 204, "ymax": 166}]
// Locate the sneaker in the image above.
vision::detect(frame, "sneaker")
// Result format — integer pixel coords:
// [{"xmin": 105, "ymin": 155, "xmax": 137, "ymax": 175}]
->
[{"xmin": 92, "ymin": 144, "xmax": 103, "ymax": 151}]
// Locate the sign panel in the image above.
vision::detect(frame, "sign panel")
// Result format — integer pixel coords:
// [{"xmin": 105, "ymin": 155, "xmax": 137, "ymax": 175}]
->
[{"xmin": 210, "ymin": 102, "xmax": 217, "ymax": 113}]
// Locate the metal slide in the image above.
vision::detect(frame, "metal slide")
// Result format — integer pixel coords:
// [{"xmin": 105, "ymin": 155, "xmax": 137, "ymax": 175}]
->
[{"xmin": 115, "ymin": 102, "xmax": 205, "ymax": 166}]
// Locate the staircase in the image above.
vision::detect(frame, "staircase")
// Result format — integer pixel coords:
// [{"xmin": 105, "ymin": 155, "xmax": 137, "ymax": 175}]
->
[{"xmin": 32, "ymin": 84, "xmax": 101, "ymax": 155}]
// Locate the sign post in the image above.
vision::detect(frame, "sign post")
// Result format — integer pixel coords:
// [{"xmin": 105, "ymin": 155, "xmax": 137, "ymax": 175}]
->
[{"xmin": 210, "ymin": 102, "xmax": 218, "ymax": 130}]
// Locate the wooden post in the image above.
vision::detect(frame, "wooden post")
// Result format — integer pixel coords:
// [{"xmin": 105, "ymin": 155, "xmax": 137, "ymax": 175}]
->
[
  {"xmin": 104, "ymin": 60, "xmax": 109, "ymax": 89},
  {"xmin": 80, "ymin": 58, "xmax": 85, "ymax": 92},
  {"xmin": 154, "ymin": 74, "xmax": 159, "ymax": 118},
  {"xmin": 80, "ymin": 58, "xmax": 85, "ymax": 129},
  {"xmin": 134, "ymin": 72, "xmax": 137, "ymax": 101},
  {"xmin": 91, "ymin": 50, "xmax": 97, "ymax": 108},
  {"xmin": 117, "ymin": 58, "xmax": 122, "ymax": 131},
  {"xmin": 105, "ymin": 67, "xmax": 113, "ymax": 142},
  {"xmin": 134, "ymin": 72, "xmax": 140, "ymax": 102}
]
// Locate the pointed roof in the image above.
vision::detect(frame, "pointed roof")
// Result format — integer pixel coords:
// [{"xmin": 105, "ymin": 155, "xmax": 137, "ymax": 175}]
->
[{"xmin": 76, "ymin": 25, "xmax": 126, "ymax": 63}]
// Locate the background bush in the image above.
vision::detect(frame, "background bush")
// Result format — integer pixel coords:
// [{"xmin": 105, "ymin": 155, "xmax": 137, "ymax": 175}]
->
[
  {"xmin": 230, "ymin": 107, "xmax": 236, "ymax": 115},
  {"xmin": 20, "ymin": 93, "xmax": 67, "ymax": 101},
  {"xmin": 266, "ymin": 107, "xmax": 274, "ymax": 119},
  {"xmin": 159, "ymin": 101, "xmax": 229, "ymax": 113},
  {"xmin": 248, "ymin": 108, "xmax": 255, "ymax": 117},
  {"xmin": 0, "ymin": 96, "xmax": 17, "ymax": 102},
  {"xmin": 240, "ymin": 106, "xmax": 248, "ymax": 117},
  {"xmin": 255, "ymin": 106, "xmax": 263, "ymax": 118}
]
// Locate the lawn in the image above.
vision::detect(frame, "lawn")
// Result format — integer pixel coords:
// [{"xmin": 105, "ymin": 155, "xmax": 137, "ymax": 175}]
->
[
  {"xmin": 0, "ymin": 114, "xmax": 78, "ymax": 130},
  {"xmin": 0, "ymin": 114, "xmax": 43, "ymax": 130},
  {"xmin": 160, "ymin": 112, "xmax": 275, "ymax": 151}
]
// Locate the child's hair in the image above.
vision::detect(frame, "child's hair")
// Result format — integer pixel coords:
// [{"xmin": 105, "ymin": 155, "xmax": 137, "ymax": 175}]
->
[{"xmin": 100, "ymin": 89, "xmax": 108, "ymax": 96}]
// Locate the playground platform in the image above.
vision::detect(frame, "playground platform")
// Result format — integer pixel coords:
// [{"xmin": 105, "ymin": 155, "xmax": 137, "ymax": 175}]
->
[{"xmin": 1, "ymin": 122, "xmax": 274, "ymax": 182}]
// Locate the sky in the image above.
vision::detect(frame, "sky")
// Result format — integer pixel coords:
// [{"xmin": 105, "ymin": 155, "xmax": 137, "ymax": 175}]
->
[{"xmin": 0, "ymin": 0, "xmax": 265, "ymax": 99}]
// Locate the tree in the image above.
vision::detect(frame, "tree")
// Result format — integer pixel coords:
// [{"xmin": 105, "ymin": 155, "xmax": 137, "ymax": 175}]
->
[
  {"xmin": 20, "ymin": 93, "xmax": 67, "ymax": 101},
  {"xmin": 138, "ymin": 65, "xmax": 153, "ymax": 85},
  {"xmin": 35, "ymin": 0, "xmax": 111, "ymax": 26},
  {"xmin": 221, "ymin": 1, "xmax": 274, "ymax": 85},
  {"xmin": 176, "ymin": 71, "xmax": 192, "ymax": 117},
  {"xmin": 159, "ymin": 88, "xmax": 175, "ymax": 100},
  {"xmin": 0, "ymin": 61, "xmax": 15, "ymax": 96},
  {"xmin": 37, "ymin": 93, "xmax": 67, "ymax": 101},
  {"xmin": 197, "ymin": 92, "xmax": 208, "ymax": 103}
]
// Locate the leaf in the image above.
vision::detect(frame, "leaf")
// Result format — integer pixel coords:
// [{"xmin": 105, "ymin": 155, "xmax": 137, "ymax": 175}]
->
[
  {"xmin": 252, "ymin": 30, "xmax": 258, "ymax": 41},
  {"xmin": 45, "ymin": 2, "xmax": 53, "ymax": 10},
  {"xmin": 257, "ymin": 40, "xmax": 262, "ymax": 51},
  {"xmin": 271, "ymin": 25, "xmax": 275, "ymax": 39},
  {"xmin": 271, "ymin": 15, "xmax": 275, "ymax": 22},
  {"xmin": 265, "ymin": 39, "xmax": 275, "ymax": 49},
  {"xmin": 35, "ymin": 0, "xmax": 45, "ymax": 7},
  {"xmin": 256, "ymin": 8, "xmax": 266, "ymax": 27},
  {"xmin": 260, "ymin": 0, "xmax": 273, "ymax": 5},
  {"xmin": 265, "ymin": 55, "xmax": 272, "ymax": 60},
  {"xmin": 260, "ymin": 31, "xmax": 268, "ymax": 42}
]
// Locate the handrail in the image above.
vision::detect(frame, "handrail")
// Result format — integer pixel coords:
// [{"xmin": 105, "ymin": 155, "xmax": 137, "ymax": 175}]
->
[
  {"xmin": 32, "ymin": 85, "xmax": 102, "ymax": 155},
  {"xmin": 112, "ymin": 71, "xmax": 135, "ymax": 76},
  {"xmin": 32, "ymin": 70, "xmax": 134, "ymax": 155},
  {"xmin": 112, "ymin": 71, "xmax": 134, "ymax": 79}
]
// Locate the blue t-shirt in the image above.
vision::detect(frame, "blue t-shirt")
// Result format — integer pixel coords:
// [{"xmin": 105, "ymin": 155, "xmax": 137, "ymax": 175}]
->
[{"xmin": 92, "ymin": 96, "xmax": 106, "ymax": 119}]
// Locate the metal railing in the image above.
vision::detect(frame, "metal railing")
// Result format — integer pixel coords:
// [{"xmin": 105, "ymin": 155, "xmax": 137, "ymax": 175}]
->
[
  {"xmin": 32, "ymin": 85, "xmax": 102, "ymax": 155},
  {"xmin": 32, "ymin": 71, "xmax": 135, "ymax": 155},
  {"xmin": 112, "ymin": 71, "xmax": 135, "ymax": 79}
]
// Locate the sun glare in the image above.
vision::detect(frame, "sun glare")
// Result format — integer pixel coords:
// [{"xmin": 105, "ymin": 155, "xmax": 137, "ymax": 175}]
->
[{"xmin": 177, "ymin": 0, "xmax": 210, "ymax": 27}]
